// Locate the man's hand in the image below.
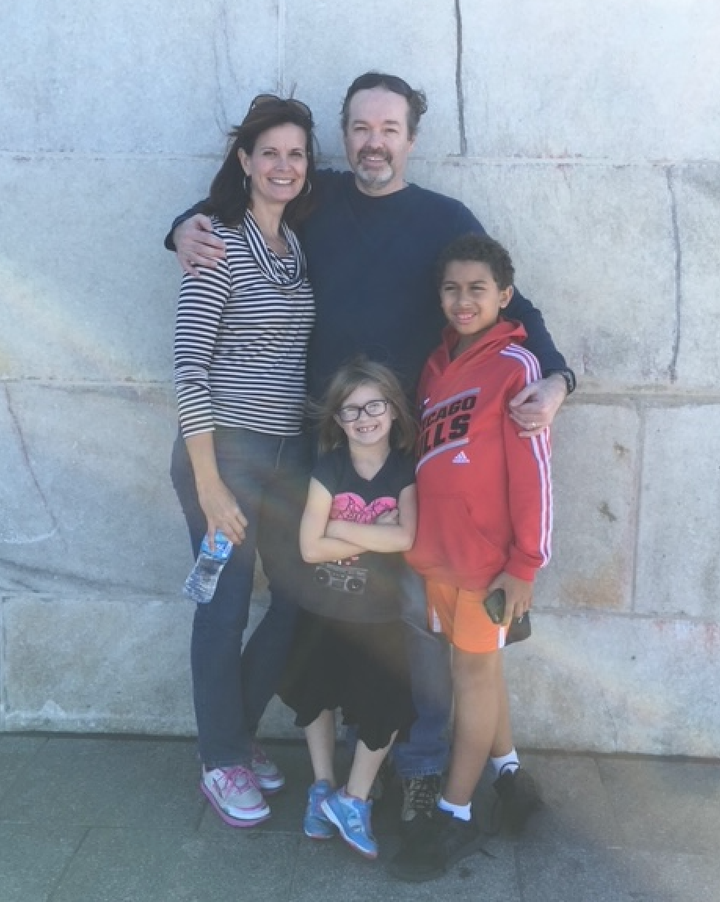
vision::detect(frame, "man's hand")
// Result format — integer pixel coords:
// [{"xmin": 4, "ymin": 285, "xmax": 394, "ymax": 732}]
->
[
  {"xmin": 175, "ymin": 214, "xmax": 226, "ymax": 276},
  {"xmin": 508, "ymin": 373, "xmax": 567, "ymax": 436}
]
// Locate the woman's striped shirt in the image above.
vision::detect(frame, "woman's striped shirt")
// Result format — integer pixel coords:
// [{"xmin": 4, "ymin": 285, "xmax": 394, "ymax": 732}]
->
[{"xmin": 174, "ymin": 213, "xmax": 315, "ymax": 438}]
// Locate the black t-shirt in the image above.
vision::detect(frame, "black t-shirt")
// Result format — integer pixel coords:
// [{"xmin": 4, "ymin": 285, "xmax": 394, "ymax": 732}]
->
[
  {"xmin": 299, "ymin": 170, "xmax": 567, "ymax": 399},
  {"xmin": 301, "ymin": 446, "xmax": 415, "ymax": 623}
]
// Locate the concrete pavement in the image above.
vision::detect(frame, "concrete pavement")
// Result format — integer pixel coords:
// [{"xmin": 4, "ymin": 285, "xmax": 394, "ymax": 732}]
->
[{"xmin": 1, "ymin": 734, "xmax": 719, "ymax": 902}]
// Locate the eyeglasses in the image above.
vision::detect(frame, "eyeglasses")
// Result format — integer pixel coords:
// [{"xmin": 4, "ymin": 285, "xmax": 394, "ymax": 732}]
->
[
  {"xmin": 336, "ymin": 399, "xmax": 390, "ymax": 423},
  {"xmin": 249, "ymin": 93, "xmax": 313, "ymax": 121}
]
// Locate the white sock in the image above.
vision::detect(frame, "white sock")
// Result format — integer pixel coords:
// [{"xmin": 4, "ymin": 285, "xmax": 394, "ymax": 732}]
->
[
  {"xmin": 491, "ymin": 748, "xmax": 520, "ymax": 777},
  {"xmin": 438, "ymin": 796, "xmax": 472, "ymax": 822}
]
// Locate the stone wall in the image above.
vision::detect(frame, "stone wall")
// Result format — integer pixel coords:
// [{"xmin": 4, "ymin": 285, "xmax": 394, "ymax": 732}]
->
[{"xmin": 1, "ymin": 0, "xmax": 718, "ymax": 755}]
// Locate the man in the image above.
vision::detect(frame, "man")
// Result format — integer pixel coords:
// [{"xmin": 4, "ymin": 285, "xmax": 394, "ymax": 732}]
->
[{"xmin": 168, "ymin": 72, "xmax": 574, "ymax": 840}]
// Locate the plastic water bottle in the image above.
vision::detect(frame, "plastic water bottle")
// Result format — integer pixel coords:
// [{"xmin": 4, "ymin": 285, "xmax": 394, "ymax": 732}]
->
[{"xmin": 183, "ymin": 531, "xmax": 233, "ymax": 604}]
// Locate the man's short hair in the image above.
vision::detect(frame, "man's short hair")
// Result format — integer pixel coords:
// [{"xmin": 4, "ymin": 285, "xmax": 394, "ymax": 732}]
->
[
  {"xmin": 341, "ymin": 72, "xmax": 428, "ymax": 138},
  {"xmin": 435, "ymin": 233, "xmax": 516, "ymax": 291}
]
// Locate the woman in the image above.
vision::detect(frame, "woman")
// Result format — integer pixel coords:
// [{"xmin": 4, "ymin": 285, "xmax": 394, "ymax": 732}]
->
[{"xmin": 171, "ymin": 95, "xmax": 316, "ymax": 828}]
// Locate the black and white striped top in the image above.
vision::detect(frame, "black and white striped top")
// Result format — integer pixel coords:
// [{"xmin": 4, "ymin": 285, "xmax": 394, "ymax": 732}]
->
[{"xmin": 174, "ymin": 212, "xmax": 315, "ymax": 438}]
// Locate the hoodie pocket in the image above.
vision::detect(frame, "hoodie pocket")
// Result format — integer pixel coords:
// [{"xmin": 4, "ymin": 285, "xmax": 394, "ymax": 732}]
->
[{"xmin": 409, "ymin": 493, "xmax": 503, "ymax": 578}]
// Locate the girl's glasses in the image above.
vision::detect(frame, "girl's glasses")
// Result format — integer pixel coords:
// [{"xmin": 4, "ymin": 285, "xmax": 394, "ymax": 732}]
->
[
  {"xmin": 249, "ymin": 93, "xmax": 313, "ymax": 121},
  {"xmin": 336, "ymin": 400, "xmax": 389, "ymax": 423}
]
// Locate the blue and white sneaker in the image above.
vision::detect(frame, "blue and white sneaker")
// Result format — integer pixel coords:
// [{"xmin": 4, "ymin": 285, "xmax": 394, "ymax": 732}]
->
[
  {"xmin": 321, "ymin": 787, "xmax": 377, "ymax": 859},
  {"xmin": 303, "ymin": 780, "xmax": 336, "ymax": 840}
]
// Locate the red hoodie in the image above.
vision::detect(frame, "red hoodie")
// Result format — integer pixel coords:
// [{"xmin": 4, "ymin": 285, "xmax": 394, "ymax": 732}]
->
[{"xmin": 406, "ymin": 320, "xmax": 552, "ymax": 589}]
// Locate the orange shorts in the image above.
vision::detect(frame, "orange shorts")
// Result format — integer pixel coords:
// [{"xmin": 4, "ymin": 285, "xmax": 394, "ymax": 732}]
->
[{"xmin": 426, "ymin": 581, "xmax": 507, "ymax": 654}]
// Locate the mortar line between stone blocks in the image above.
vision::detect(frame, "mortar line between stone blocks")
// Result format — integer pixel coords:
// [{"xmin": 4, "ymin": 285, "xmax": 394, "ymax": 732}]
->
[
  {"xmin": 665, "ymin": 167, "xmax": 682, "ymax": 384},
  {"xmin": 45, "ymin": 826, "xmax": 92, "ymax": 902},
  {"xmin": 3, "ymin": 151, "xmax": 705, "ymax": 167},
  {"xmin": 591, "ymin": 753, "xmax": 624, "ymax": 836},
  {"xmin": 212, "ymin": 4, "xmax": 232, "ymax": 135},
  {"xmin": 3, "ymin": 384, "xmax": 62, "ymax": 544},
  {"xmin": 277, "ymin": 0, "xmax": 287, "ymax": 94},
  {"xmin": 513, "ymin": 842, "xmax": 528, "ymax": 901},
  {"xmin": 630, "ymin": 400, "xmax": 646, "ymax": 614},
  {"xmin": 285, "ymin": 834, "xmax": 304, "ymax": 899},
  {"xmin": 454, "ymin": 0, "xmax": 467, "ymax": 155}
]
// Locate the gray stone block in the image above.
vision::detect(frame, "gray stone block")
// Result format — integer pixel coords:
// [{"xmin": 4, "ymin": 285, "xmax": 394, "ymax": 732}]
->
[
  {"xmin": 285, "ymin": 1, "xmax": 461, "ymax": 159},
  {"xmin": 538, "ymin": 401, "xmax": 638, "ymax": 612},
  {"xmin": 2, "ymin": 2, "xmax": 279, "ymax": 156},
  {"xmin": 672, "ymin": 164, "xmax": 720, "ymax": 387},
  {"xmin": 461, "ymin": 1, "xmax": 720, "ymax": 160},
  {"xmin": 0, "ymin": 155, "xmax": 214, "ymax": 382},
  {"xmin": 636, "ymin": 404, "xmax": 720, "ymax": 618},
  {"xmin": 0, "ymin": 383, "xmax": 187, "ymax": 593},
  {"xmin": 612, "ymin": 851, "xmax": 720, "ymax": 902},
  {"xmin": 2, "ymin": 596, "xmax": 195, "ymax": 733},
  {"xmin": 0, "ymin": 824, "xmax": 86, "ymax": 902},
  {"xmin": 0, "ymin": 591, "xmax": 289, "ymax": 737},
  {"xmin": 53, "ymin": 829, "xmax": 298, "ymax": 902},
  {"xmin": 0, "ymin": 734, "xmax": 48, "ymax": 798},
  {"xmin": 505, "ymin": 611, "xmax": 720, "ymax": 756},
  {"xmin": 0, "ymin": 736, "xmax": 202, "ymax": 827},
  {"xmin": 459, "ymin": 162, "xmax": 677, "ymax": 387},
  {"xmin": 597, "ymin": 757, "xmax": 720, "ymax": 855},
  {"xmin": 515, "ymin": 845, "xmax": 637, "ymax": 902},
  {"xmin": 292, "ymin": 838, "xmax": 521, "ymax": 901},
  {"xmin": 513, "ymin": 752, "xmax": 621, "ymax": 849}
]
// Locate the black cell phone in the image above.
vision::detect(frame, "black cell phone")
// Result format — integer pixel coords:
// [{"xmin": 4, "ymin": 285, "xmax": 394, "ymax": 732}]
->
[
  {"xmin": 483, "ymin": 588, "xmax": 507, "ymax": 624},
  {"xmin": 483, "ymin": 587, "xmax": 532, "ymax": 645}
]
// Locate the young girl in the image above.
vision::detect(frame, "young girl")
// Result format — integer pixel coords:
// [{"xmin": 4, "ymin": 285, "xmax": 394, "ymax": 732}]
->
[{"xmin": 279, "ymin": 358, "xmax": 418, "ymax": 860}]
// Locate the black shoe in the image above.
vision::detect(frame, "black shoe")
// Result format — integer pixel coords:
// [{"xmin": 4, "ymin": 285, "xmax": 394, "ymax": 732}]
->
[
  {"xmin": 398, "ymin": 774, "xmax": 442, "ymax": 835},
  {"xmin": 369, "ymin": 757, "xmax": 393, "ymax": 802},
  {"xmin": 387, "ymin": 808, "xmax": 487, "ymax": 883},
  {"xmin": 492, "ymin": 766, "xmax": 542, "ymax": 834}
]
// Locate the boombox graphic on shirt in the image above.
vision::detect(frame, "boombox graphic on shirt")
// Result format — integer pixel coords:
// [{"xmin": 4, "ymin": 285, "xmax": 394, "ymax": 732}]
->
[
  {"xmin": 313, "ymin": 561, "xmax": 368, "ymax": 594},
  {"xmin": 313, "ymin": 491, "xmax": 397, "ymax": 595}
]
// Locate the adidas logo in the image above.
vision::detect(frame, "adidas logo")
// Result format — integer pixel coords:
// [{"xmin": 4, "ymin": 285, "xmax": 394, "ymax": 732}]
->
[{"xmin": 452, "ymin": 451, "xmax": 470, "ymax": 464}]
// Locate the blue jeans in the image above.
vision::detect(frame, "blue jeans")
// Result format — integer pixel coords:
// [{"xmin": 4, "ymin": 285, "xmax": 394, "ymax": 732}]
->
[
  {"xmin": 171, "ymin": 427, "xmax": 311, "ymax": 770},
  {"xmin": 391, "ymin": 566, "xmax": 452, "ymax": 778}
]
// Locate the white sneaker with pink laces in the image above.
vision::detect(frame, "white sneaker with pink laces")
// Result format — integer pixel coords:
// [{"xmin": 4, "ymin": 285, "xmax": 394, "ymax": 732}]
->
[
  {"xmin": 201, "ymin": 766, "xmax": 270, "ymax": 827},
  {"xmin": 250, "ymin": 743, "xmax": 285, "ymax": 794}
]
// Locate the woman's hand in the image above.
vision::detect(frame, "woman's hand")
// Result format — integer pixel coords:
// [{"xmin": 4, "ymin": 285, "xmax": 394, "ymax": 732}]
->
[
  {"xmin": 175, "ymin": 214, "xmax": 226, "ymax": 276},
  {"xmin": 197, "ymin": 478, "xmax": 248, "ymax": 548},
  {"xmin": 184, "ymin": 432, "xmax": 247, "ymax": 547}
]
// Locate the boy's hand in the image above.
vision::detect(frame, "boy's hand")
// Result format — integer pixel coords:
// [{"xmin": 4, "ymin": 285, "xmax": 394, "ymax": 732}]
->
[
  {"xmin": 489, "ymin": 573, "xmax": 534, "ymax": 624},
  {"xmin": 175, "ymin": 214, "xmax": 226, "ymax": 276},
  {"xmin": 508, "ymin": 373, "xmax": 567, "ymax": 436}
]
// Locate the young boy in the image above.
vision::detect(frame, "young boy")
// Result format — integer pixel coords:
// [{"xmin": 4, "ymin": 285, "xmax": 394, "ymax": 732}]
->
[{"xmin": 388, "ymin": 234, "xmax": 553, "ymax": 882}]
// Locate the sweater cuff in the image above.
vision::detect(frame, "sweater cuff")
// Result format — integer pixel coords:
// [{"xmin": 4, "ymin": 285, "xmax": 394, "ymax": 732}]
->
[
  {"xmin": 505, "ymin": 555, "xmax": 539, "ymax": 584},
  {"xmin": 545, "ymin": 367, "xmax": 576, "ymax": 395}
]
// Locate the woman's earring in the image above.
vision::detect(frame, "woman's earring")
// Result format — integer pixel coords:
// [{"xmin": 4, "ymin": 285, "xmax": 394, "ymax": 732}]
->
[
  {"xmin": 243, "ymin": 175, "xmax": 252, "ymax": 195},
  {"xmin": 300, "ymin": 179, "xmax": 312, "ymax": 197}
]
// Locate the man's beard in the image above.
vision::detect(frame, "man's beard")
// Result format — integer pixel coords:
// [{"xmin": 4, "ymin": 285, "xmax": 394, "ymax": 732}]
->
[{"xmin": 354, "ymin": 151, "xmax": 395, "ymax": 190}]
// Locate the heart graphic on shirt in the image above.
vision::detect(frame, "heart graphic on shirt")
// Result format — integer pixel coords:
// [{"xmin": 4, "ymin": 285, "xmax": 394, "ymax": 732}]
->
[{"xmin": 330, "ymin": 493, "xmax": 396, "ymax": 523}]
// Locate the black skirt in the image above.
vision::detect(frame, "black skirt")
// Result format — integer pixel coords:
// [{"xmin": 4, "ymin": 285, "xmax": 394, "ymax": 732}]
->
[{"xmin": 279, "ymin": 610, "xmax": 416, "ymax": 752}]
